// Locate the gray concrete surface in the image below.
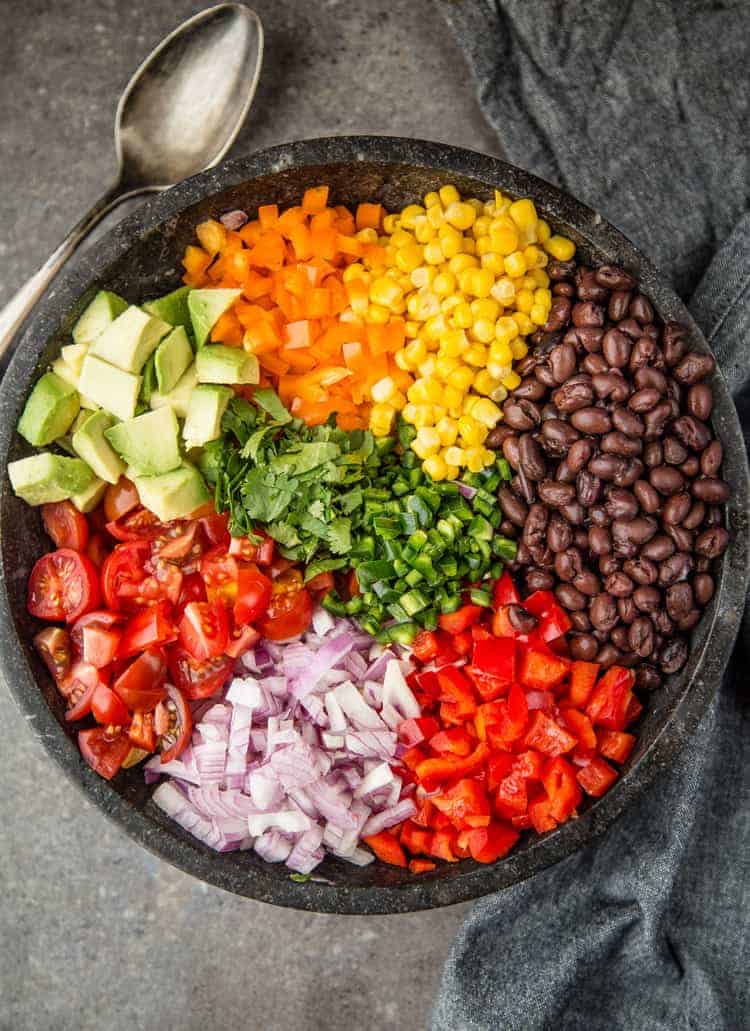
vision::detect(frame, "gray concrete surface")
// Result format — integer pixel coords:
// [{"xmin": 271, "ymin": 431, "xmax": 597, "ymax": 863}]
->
[{"xmin": 0, "ymin": 2, "xmax": 502, "ymax": 1029}]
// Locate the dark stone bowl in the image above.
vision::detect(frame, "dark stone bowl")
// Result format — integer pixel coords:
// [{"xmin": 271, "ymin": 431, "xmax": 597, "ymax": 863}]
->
[{"xmin": 1, "ymin": 137, "xmax": 748, "ymax": 914}]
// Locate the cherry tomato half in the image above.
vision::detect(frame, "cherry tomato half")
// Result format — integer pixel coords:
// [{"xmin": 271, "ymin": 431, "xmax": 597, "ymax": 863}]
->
[
  {"xmin": 234, "ymin": 567, "xmax": 272, "ymax": 625},
  {"xmin": 101, "ymin": 541, "xmax": 151, "ymax": 612},
  {"xmin": 156, "ymin": 683, "xmax": 193, "ymax": 764},
  {"xmin": 167, "ymin": 644, "xmax": 234, "ymax": 700},
  {"xmin": 91, "ymin": 683, "xmax": 130, "ymax": 726},
  {"xmin": 78, "ymin": 727, "xmax": 131, "ymax": 780},
  {"xmin": 28, "ymin": 548, "xmax": 101, "ymax": 623},
  {"xmin": 113, "ymin": 647, "xmax": 168, "ymax": 711},
  {"xmin": 42, "ymin": 501, "xmax": 89, "ymax": 552},
  {"xmin": 33, "ymin": 627, "xmax": 72, "ymax": 684},
  {"xmin": 106, "ymin": 506, "xmax": 162, "ymax": 542},
  {"xmin": 118, "ymin": 601, "xmax": 178, "ymax": 659},
  {"xmin": 200, "ymin": 547, "xmax": 239, "ymax": 605},
  {"xmin": 225, "ymin": 624, "xmax": 260, "ymax": 659},
  {"xmin": 258, "ymin": 586, "xmax": 313, "ymax": 641},
  {"xmin": 62, "ymin": 661, "xmax": 108, "ymax": 721},
  {"xmin": 128, "ymin": 711, "xmax": 156, "ymax": 752},
  {"xmin": 228, "ymin": 531, "xmax": 274, "ymax": 566},
  {"xmin": 179, "ymin": 601, "xmax": 229, "ymax": 660}
]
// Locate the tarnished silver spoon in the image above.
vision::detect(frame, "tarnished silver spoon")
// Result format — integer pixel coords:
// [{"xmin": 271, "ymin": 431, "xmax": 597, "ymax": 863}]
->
[{"xmin": 0, "ymin": 3, "xmax": 263, "ymax": 357}]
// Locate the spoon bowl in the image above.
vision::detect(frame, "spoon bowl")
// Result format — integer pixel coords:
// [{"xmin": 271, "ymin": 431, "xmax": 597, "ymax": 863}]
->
[{"xmin": 116, "ymin": 4, "xmax": 264, "ymax": 189}]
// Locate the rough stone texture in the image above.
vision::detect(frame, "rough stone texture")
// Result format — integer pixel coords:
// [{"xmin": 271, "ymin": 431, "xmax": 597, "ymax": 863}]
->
[{"xmin": 0, "ymin": 2, "xmax": 494, "ymax": 1028}]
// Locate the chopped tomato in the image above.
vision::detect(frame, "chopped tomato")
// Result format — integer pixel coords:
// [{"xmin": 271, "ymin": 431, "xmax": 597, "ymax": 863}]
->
[
  {"xmin": 228, "ymin": 531, "xmax": 274, "ymax": 565},
  {"xmin": 113, "ymin": 647, "xmax": 168, "ymax": 711},
  {"xmin": 306, "ymin": 571, "xmax": 335, "ymax": 594},
  {"xmin": 156, "ymin": 683, "xmax": 193, "ymax": 764},
  {"xmin": 200, "ymin": 547, "xmax": 240, "ymax": 605},
  {"xmin": 106, "ymin": 506, "xmax": 162, "ymax": 541},
  {"xmin": 438, "ymin": 604, "xmax": 482, "ymax": 635},
  {"xmin": 179, "ymin": 601, "xmax": 229, "ymax": 660},
  {"xmin": 42, "ymin": 501, "xmax": 88, "ymax": 551},
  {"xmin": 103, "ymin": 478, "xmax": 140, "ymax": 523},
  {"xmin": 78, "ymin": 727, "xmax": 131, "ymax": 779},
  {"xmin": 225, "ymin": 624, "xmax": 261, "ymax": 659},
  {"xmin": 167, "ymin": 644, "xmax": 234, "ymax": 700},
  {"xmin": 86, "ymin": 533, "xmax": 111, "ymax": 568},
  {"xmin": 176, "ymin": 571, "xmax": 207, "ymax": 615},
  {"xmin": 82, "ymin": 625, "xmax": 122, "ymax": 668},
  {"xmin": 198, "ymin": 510, "xmax": 230, "ymax": 548},
  {"xmin": 258, "ymin": 585, "xmax": 313, "ymax": 641},
  {"xmin": 118, "ymin": 602, "xmax": 178, "ymax": 659},
  {"xmin": 63, "ymin": 661, "xmax": 107, "ymax": 721},
  {"xmin": 33, "ymin": 627, "xmax": 72, "ymax": 684},
  {"xmin": 27, "ymin": 548, "xmax": 101, "ymax": 623},
  {"xmin": 91, "ymin": 683, "xmax": 130, "ymax": 726},
  {"xmin": 101, "ymin": 541, "xmax": 151, "ymax": 612},
  {"xmin": 128, "ymin": 711, "xmax": 157, "ymax": 752},
  {"xmin": 234, "ymin": 567, "xmax": 272, "ymax": 625}
]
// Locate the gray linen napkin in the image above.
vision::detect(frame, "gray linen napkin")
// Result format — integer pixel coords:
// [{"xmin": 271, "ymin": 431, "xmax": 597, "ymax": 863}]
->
[{"xmin": 432, "ymin": 2, "xmax": 750, "ymax": 1027}]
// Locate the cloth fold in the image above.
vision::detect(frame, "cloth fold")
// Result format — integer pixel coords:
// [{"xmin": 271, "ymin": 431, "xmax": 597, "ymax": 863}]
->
[{"xmin": 432, "ymin": 2, "xmax": 750, "ymax": 1028}]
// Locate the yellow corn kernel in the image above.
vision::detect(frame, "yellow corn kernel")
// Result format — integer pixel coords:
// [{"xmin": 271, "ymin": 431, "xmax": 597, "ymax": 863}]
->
[
  {"xmin": 479, "ymin": 252, "xmax": 503, "ymax": 276},
  {"xmin": 530, "ymin": 304, "xmax": 548, "ymax": 326},
  {"xmin": 394, "ymin": 349, "xmax": 411, "ymax": 371},
  {"xmin": 371, "ymin": 376, "xmax": 396, "ymax": 403},
  {"xmin": 487, "ymin": 360, "xmax": 511, "ymax": 381},
  {"xmin": 512, "ymin": 311, "xmax": 534, "ymax": 335},
  {"xmin": 452, "ymin": 301, "xmax": 473, "ymax": 329},
  {"xmin": 444, "ymin": 201, "xmax": 476, "ymax": 231},
  {"xmin": 489, "ymin": 384, "xmax": 508, "ymax": 405},
  {"xmin": 411, "ymin": 405, "xmax": 435, "ymax": 428},
  {"xmin": 396, "ymin": 244, "xmax": 424, "ymax": 273},
  {"xmin": 382, "ymin": 213, "xmax": 400, "ymax": 234},
  {"xmin": 443, "ymin": 446, "xmax": 466, "ymax": 467},
  {"xmin": 473, "ymin": 369, "xmax": 502, "ymax": 396},
  {"xmin": 534, "ymin": 288, "xmax": 552, "ymax": 307},
  {"xmin": 545, "ymin": 235, "xmax": 576, "ymax": 261},
  {"xmin": 402, "ymin": 403, "xmax": 417, "ymax": 424},
  {"xmin": 342, "ymin": 263, "xmax": 369, "ymax": 283},
  {"xmin": 447, "ymin": 365, "xmax": 475, "ymax": 391},
  {"xmin": 457, "ymin": 268, "xmax": 476, "ymax": 295},
  {"xmin": 196, "ymin": 219, "xmax": 227, "ymax": 256},
  {"xmin": 515, "ymin": 288, "xmax": 535, "ymax": 314},
  {"xmin": 421, "ymin": 454, "xmax": 448, "ymax": 482},
  {"xmin": 449, "ymin": 253, "xmax": 479, "ymax": 276},
  {"xmin": 404, "ymin": 338, "xmax": 428, "ymax": 367},
  {"xmin": 370, "ymin": 277, "xmax": 403, "ymax": 310},
  {"xmin": 490, "ymin": 277, "xmax": 516, "ymax": 306},
  {"xmin": 410, "ymin": 265, "xmax": 436, "ymax": 289},
  {"xmin": 472, "ymin": 298, "xmax": 501, "ymax": 322},
  {"xmin": 473, "ymin": 268, "xmax": 495, "ymax": 298},
  {"xmin": 407, "ymin": 380, "xmax": 429, "ymax": 404},
  {"xmin": 490, "ymin": 339, "xmax": 514, "ymax": 366},
  {"xmin": 414, "ymin": 218, "xmax": 434, "ymax": 245},
  {"xmin": 425, "ymin": 377, "xmax": 445, "ymax": 403},
  {"xmin": 536, "ymin": 219, "xmax": 551, "ymax": 243},
  {"xmin": 423, "ymin": 241, "xmax": 444, "ymax": 265},
  {"xmin": 467, "ymin": 197, "xmax": 484, "ymax": 213},
  {"xmin": 474, "ymin": 236, "xmax": 492, "ymax": 257},
  {"xmin": 495, "ymin": 316, "xmax": 520, "ymax": 343},
  {"xmin": 439, "ymin": 226, "xmax": 464, "ymax": 259},
  {"xmin": 413, "ymin": 427, "xmax": 441, "ymax": 459},
  {"xmin": 443, "ymin": 385, "xmax": 465, "ymax": 411},
  {"xmin": 472, "ymin": 214, "xmax": 492, "ymax": 239},
  {"xmin": 424, "ymin": 314, "xmax": 449, "ymax": 340},
  {"xmin": 464, "ymin": 446, "xmax": 487, "ymax": 473},
  {"xmin": 464, "ymin": 343, "xmax": 488, "ymax": 367},
  {"xmin": 510, "ymin": 338, "xmax": 529, "ymax": 360},
  {"xmin": 523, "ymin": 245, "xmax": 545, "ymax": 270},
  {"xmin": 426, "ymin": 204, "xmax": 445, "ymax": 230},
  {"xmin": 433, "ymin": 270, "xmax": 457, "ymax": 297},
  {"xmin": 436, "ymin": 417, "xmax": 459, "ymax": 446},
  {"xmin": 370, "ymin": 403, "xmax": 396, "ymax": 435},
  {"xmin": 390, "ymin": 391, "xmax": 408, "ymax": 412},
  {"xmin": 441, "ymin": 294, "xmax": 461, "ymax": 314},
  {"xmin": 459, "ymin": 419, "xmax": 489, "ymax": 448},
  {"xmin": 367, "ymin": 304, "xmax": 391, "ymax": 325},
  {"xmin": 434, "ymin": 355, "xmax": 460, "ymax": 381},
  {"xmin": 509, "ymin": 198, "xmax": 538, "ymax": 232},
  {"xmin": 440, "ymin": 329, "xmax": 469, "ymax": 358},
  {"xmin": 489, "ymin": 220, "xmax": 519, "ymax": 256},
  {"xmin": 472, "ymin": 318, "xmax": 497, "ymax": 344},
  {"xmin": 357, "ymin": 228, "xmax": 379, "ymax": 244},
  {"xmin": 400, "ymin": 204, "xmax": 425, "ymax": 230},
  {"xmin": 439, "ymin": 185, "xmax": 460, "ymax": 207},
  {"xmin": 405, "ymin": 320, "xmax": 420, "ymax": 339},
  {"xmin": 463, "ymin": 238, "xmax": 477, "ymax": 255},
  {"xmin": 520, "ymin": 275, "xmax": 537, "ymax": 291},
  {"xmin": 432, "ymin": 405, "xmax": 447, "ymax": 423},
  {"xmin": 502, "ymin": 370, "xmax": 522, "ymax": 391},
  {"xmin": 418, "ymin": 356, "xmax": 437, "ymax": 378},
  {"xmin": 423, "ymin": 191, "xmax": 441, "ymax": 209},
  {"xmin": 472, "ymin": 398, "xmax": 502, "ymax": 427},
  {"xmin": 531, "ymin": 268, "xmax": 550, "ymax": 288},
  {"xmin": 504, "ymin": 251, "xmax": 527, "ymax": 278},
  {"xmin": 412, "ymin": 289, "xmax": 441, "ymax": 321}
]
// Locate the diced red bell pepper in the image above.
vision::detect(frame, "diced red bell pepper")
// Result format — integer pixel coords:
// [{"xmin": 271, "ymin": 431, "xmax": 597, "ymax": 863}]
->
[
  {"xmin": 416, "ymin": 742, "xmax": 490, "ymax": 793},
  {"xmin": 486, "ymin": 752, "xmax": 515, "ymax": 790},
  {"xmin": 528, "ymin": 797, "xmax": 558, "ymax": 834},
  {"xmin": 568, "ymin": 660, "xmax": 600, "ymax": 707},
  {"xmin": 472, "ymin": 636, "xmax": 517, "ymax": 681},
  {"xmin": 471, "ymin": 623, "xmax": 493, "ymax": 642},
  {"xmin": 492, "ymin": 571, "xmax": 520, "ymax": 608},
  {"xmin": 512, "ymin": 749, "xmax": 545, "ymax": 781},
  {"xmin": 597, "ymin": 730, "xmax": 636, "ymax": 764},
  {"xmin": 523, "ymin": 591, "xmax": 571, "ymax": 643},
  {"xmin": 494, "ymin": 771, "xmax": 528, "ymax": 818},
  {"xmin": 398, "ymin": 716, "xmax": 440, "ymax": 747},
  {"xmin": 433, "ymin": 778, "xmax": 491, "ymax": 829},
  {"xmin": 408, "ymin": 858, "xmax": 436, "ymax": 874},
  {"xmin": 542, "ymin": 756, "xmax": 582, "ymax": 822},
  {"xmin": 524, "ymin": 711, "xmax": 577, "ymax": 756},
  {"xmin": 521, "ymin": 590, "xmax": 557, "ymax": 619},
  {"xmin": 464, "ymin": 664, "xmax": 509, "ymax": 702},
  {"xmin": 364, "ymin": 831, "xmax": 407, "ymax": 867},
  {"xmin": 439, "ymin": 701, "xmax": 465, "ymax": 726},
  {"xmin": 452, "ymin": 630, "xmax": 473, "ymax": 657},
  {"xmin": 432, "ymin": 630, "xmax": 459, "ymax": 668},
  {"xmin": 483, "ymin": 684, "xmax": 529, "ymax": 749},
  {"xmin": 408, "ymin": 668, "xmax": 441, "ymax": 702},
  {"xmin": 468, "ymin": 822, "xmax": 519, "ymax": 863},
  {"xmin": 491, "ymin": 605, "xmax": 519, "ymax": 639},
  {"xmin": 625, "ymin": 694, "xmax": 643, "ymax": 724},
  {"xmin": 561, "ymin": 708, "xmax": 597, "ymax": 754},
  {"xmin": 412, "ymin": 797, "xmax": 435, "ymax": 827},
  {"xmin": 429, "ymin": 828, "xmax": 460, "ymax": 862},
  {"xmin": 586, "ymin": 666, "xmax": 635, "ymax": 730},
  {"xmin": 519, "ymin": 648, "xmax": 569, "ymax": 691},
  {"xmin": 429, "ymin": 727, "xmax": 474, "ymax": 757},
  {"xmin": 400, "ymin": 820, "xmax": 433, "ymax": 855},
  {"xmin": 411, "ymin": 629, "xmax": 440, "ymax": 663},
  {"xmin": 438, "ymin": 604, "xmax": 482, "ymax": 635},
  {"xmin": 401, "ymin": 745, "xmax": 427, "ymax": 772},
  {"xmin": 436, "ymin": 666, "xmax": 477, "ymax": 717},
  {"xmin": 511, "ymin": 813, "xmax": 533, "ymax": 830},
  {"xmin": 577, "ymin": 756, "xmax": 618, "ymax": 797}
]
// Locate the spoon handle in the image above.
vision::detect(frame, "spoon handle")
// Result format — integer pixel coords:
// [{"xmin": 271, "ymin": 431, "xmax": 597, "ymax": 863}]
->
[{"xmin": 0, "ymin": 182, "xmax": 141, "ymax": 361}]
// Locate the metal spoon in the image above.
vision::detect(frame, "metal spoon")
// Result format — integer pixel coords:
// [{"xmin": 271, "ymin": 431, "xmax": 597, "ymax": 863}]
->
[{"xmin": 0, "ymin": 3, "xmax": 263, "ymax": 358}]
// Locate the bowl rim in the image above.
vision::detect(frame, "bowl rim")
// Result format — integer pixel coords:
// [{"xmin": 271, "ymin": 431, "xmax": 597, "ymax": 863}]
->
[{"xmin": 1, "ymin": 135, "xmax": 748, "ymax": 914}]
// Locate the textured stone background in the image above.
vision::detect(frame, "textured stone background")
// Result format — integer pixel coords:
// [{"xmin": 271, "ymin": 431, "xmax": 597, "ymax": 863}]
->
[{"xmin": 0, "ymin": 2, "xmax": 500, "ymax": 1029}]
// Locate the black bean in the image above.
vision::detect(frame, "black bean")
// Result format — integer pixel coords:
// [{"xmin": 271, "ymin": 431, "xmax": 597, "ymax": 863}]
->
[
  {"xmin": 548, "ymin": 342, "xmax": 577, "ymax": 383},
  {"xmin": 661, "ymin": 437, "xmax": 687, "ymax": 467},
  {"xmin": 628, "ymin": 387, "xmax": 661, "ymax": 413},
  {"xmin": 659, "ymin": 638, "xmax": 688, "ymax": 674},
  {"xmin": 567, "ymin": 438, "xmax": 595, "ymax": 472},
  {"xmin": 525, "ymin": 568, "xmax": 555, "ymax": 592},
  {"xmin": 636, "ymin": 664, "xmax": 662, "ymax": 691},
  {"xmin": 649, "ymin": 465, "xmax": 685, "ymax": 496},
  {"xmin": 608, "ymin": 290, "xmax": 632, "ymax": 321},
  {"xmin": 628, "ymin": 616, "xmax": 655, "ymax": 657},
  {"xmin": 552, "ymin": 281, "xmax": 575, "ymax": 298},
  {"xmin": 507, "ymin": 605, "xmax": 538, "ymax": 634},
  {"xmin": 629, "ymin": 336, "xmax": 660, "ymax": 372},
  {"xmin": 503, "ymin": 400, "xmax": 541, "ymax": 431},
  {"xmin": 612, "ymin": 516, "xmax": 657, "ymax": 546},
  {"xmin": 548, "ymin": 259, "xmax": 576, "ymax": 281},
  {"xmin": 705, "ymin": 505, "xmax": 724, "ymax": 527},
  {"xmin": 578, "ymin": 327, "xmax": 608, "ymax": 353},
  {"xmin": 596, "ymin": 644, "xmax": 623, "ymax": 668},
  {"xmin": 555, "ymin": 548, "xmax": 583, "ymax": 582},
  {"xmin": 556, "ymin": 459, "xmax": 577, "ymax": 484},
  {"xmin": 552, "ymin": 380, "xmax": 594, "ymax": 414},
  {"xmin": 618, "ymin": 596, "xmax": 638, "ymax": 623},
  {"xmin": 595, "ymin": 265, "xmax": 636, "ymax": 290},
  {"xmin": 556, "ymin": 583, "xmax": 587, "ymax": 611},
  {"xmin": 633, "ymin": 586, "xmax": 661, "ymax": 612},
  {"xmin": 497, "ymin": 486, "xmax": 529, "ymax": 527},
  {"xmin": 541, "ymin": 419, "xmax": 581, "ymax": 456},
  {"xmin": 629, "ymin": 293, "xmax": 655, "ymax": 324},
  {"xmin": 687, "ymin": 383, "xmax": 713, "ymax": 421},
  {"xmin": 693, "ymin": 573, "xmax": 715, "ymax": 607},
  {"xmin": 499, "ymin": 520, "xmax": 518, "ymax": 539},
  {"xmin": 601, "ymin": 431, "xmax": 642, "ymax": 457},
  {"xmin": 643, "ymin": 441, "xmax": 663, "ymax": 468},
  {"xmin": 634, "ymin": 367, "xmax": 667, "ymax": 393},
  {"xmin": 570, "ymin": 633, "xmax": 599, "ymax": 661},
  {"xmin": 658, "ymin": 552, "xmax": 693, "ymax": 586},
  {"xmin": 574, "ymin": 529, "xmax": 589, "ymax": 551},
  {"xmin": 680, "ymin": 456, "xmax": 700, "ymax": 478},
  {"xmin": 572, "ymin": 301, "xmax": 605, "ymax": 328},
  {"xmin": 643, "ymin": 401, "xmax": 673, "ymax": 439},
  {"xmin": 662, "ymin": 322, "xmax": 688, "ymax": 367},
  {"xmin": 602, "ymin": 328, "xmax": 632, "ymax": 368},
  {"xmin": 671, "ymin": 415, "xmax": 712, "ymax": 451},
  {"xmin": 612, "ymin": 406, "xmax": 644, "ymax": 437},
  {"xmin": 604, "ymin": 488, "xmax": 638, "ymax": 520},
  {"xmin": 611, "ymin": 626, "xmax": 631, "ymax": 650},
  {"xmin": 618, "ymin": 317, "xmax": 644, "ymax": 340},
  {"xmin": 589, "ymin": 454, "xmax": 627, "ymax": 481},
  {"xmin": 624, "ymin": 557, "xmax": 659, "ymax": 585},
  {"xmin": 538, "ymin": 480, "xmax": 577, "ymax": 507},
  {"xmin": 673, "ymin": 352, "xmax": 715, "ymax": 385},
  {"xmin": 592, "ymin": 371, "xmax": 629, "ymax": 403},
  {"xmin": 691, "ymin": 477, "xmax": 729, "ymax": 503},
  {"xmin": 573, "ymin": 570, "xmax": 601, "ymax": 596},
  {"xmin": 513, "ymin": 378, "xmax": 548, "ymax": 403},
  {"xmin": 575, "ymin": 267, "xmax": 610, "ymax": 302},
  {"xmin": 519, "ymin": 433, "xmax": 546, "ymax": 481},
  {"xmin": 662, "ymin": 492, "xmax": 692, "ymax": 525},
  {"xmin": 583, "ymin": 353, "xmax": 608, "ymax": 376},
  {"xmin": 547, "ymin": 512, "xmax": 573, "ymax": 553},
  {"xmin": 665, "ymin": 524, "xmax": 694, "ymax": 553},
  {"xmin": 544, "ymin": 297, "xmax": 573, "ymax": 333},
  {"xmin": 560, "ymin": 500, "xmax": 586, "ymax": 526},
  {"xmin": 576, "ymin": 469, "xmax": 601, "ymax": 506},
  {"xmin": 666, "ymin": 582, "xmax": 693, "ymax": 622},
  {"xmin": 700, "ymin": 441, "xmax": 723, "ymax": 477},
  {"xmin": 570, "ymin": 611, "xmax": 592, "ymax": 632},
  {"xmin": 589, "ymin": 592, "xmax": 619, "ymax": 631},
  {"xmin": 606, "ymin": 571, "xmax": 634, "ymax": 597},
  {"xmin": 641, "ymin": 534, "xmax": 675, "ymax": 561},
  {"xmin": 682, "ymin": 501, "xmax": 706, "ymax": 531},
  {"xmin": 522, "ymin": 502, "xmax": 548, "ymax": 551},
  {"xmin": 633, "ymin": 479, "xmax": 661, "ymax": 514},
  {"xmin": 677, "ymin": 609, "xmax": 701, "ymax": 631},
  {"xmin": 695, "ymin": 527, "xmax": 729, "ymax": 559},
  {"xmin": 502, "ymin": 435, "xmax": 521, "ymax": 470},
  {"xmin": 652, "ymin": 610, "xmax": 675, "ymax": 637}
]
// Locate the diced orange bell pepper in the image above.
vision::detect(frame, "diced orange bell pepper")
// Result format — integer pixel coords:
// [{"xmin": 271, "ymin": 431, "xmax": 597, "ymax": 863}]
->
[
  {"xmin": 356, "ymin": 202, "xmax": 383, "ymax": 230},
  {"xmin": 364, "ymin": 831, "xmax": 407, "ymax": 867},
  {"xmin": 302, "ymin": 185, "xmax": 330, "ymax": 213},
  {"xmin": 408, "ymin": 858, "xmax": 437, "ymax": 874}
]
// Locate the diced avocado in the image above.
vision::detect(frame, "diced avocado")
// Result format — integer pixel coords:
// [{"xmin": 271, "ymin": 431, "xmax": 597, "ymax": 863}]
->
[
  {"xmin": 144, "ymin": 285, "xmax": 192, "ymax": 329},
  {"xmin": 105, "ymin": 407, "xmax": 182, "ymax": 477},
  {"xmin": 89, "ymin": 306, "xmax": 170, "ymax": 374},
  {"xmin": 78, "ymin": 355, "xmax": 141, "ymax": 421},
  {"xmin": 61, "ymin": 343, "xmax": 89, "ymax": 376},
  {"xmin": 155, "ymin": 326, "xmax": 193, "ymax": 394},
  {"xmin": 196, "ymin": 345, "xmax": 259, "ymax": 385},
  {"xmin": 188, "ymin": 288, "xmax": 242, "ymax": 347},
  {"xmin": 140, "ymin": 354, "xmax": 158, "ymax": 405},
  {"xmin": 71, "ymin": 476, "xmax": 107, "ymax": 513},
  {"xmin": 134, "ymin": 462, "xmax": 208, "ymax": 521},
  {"xmin": 183, "ymin": 385, "xmax": 233, "ymax": 450},
  {"xmin": 150, "ymin": 363, "xmax": 198, "ymax": 419},
  {"xmin": 72, "ymin": 410, "xmax": 126, "ymax": 484},
  {"xmin": 9, "ymin": 453, "xmax": 95, "ymax": 506},
  {"xmin": 72, "ymin": 290, "xmax": 128, "ymax": 346},
  {"xmin": 50, "ymin": 357, "xmax": 80, "ymax": 391},
  {"xmin": 18, "ymin": 372, "xmax": 80, "ymax": 446}
]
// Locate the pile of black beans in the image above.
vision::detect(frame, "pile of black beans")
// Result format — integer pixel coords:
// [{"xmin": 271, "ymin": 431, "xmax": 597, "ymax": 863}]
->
[{"xmin": 487, "ymin": 261, "xmax": 729, "ymax": 691}]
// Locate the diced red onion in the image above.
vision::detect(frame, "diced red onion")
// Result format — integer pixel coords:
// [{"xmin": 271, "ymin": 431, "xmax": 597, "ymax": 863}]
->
[
  {"xmin": 362, "ymin": 798, "xmax": 417, "ymax": 836},
  {"xmin": 455, "ymin": 480, "xmax": 477, "ymax": 500},
  {"xmin": 254, "ymin": 830, "xmax": 292, "ymax": 863},
  {"xmin": 220, "ymin": 209, "xmax": 249, "ymax": 230},
  {"xmin": 382, "ymin": 660, "xmax": 420, "ymax": 718}
]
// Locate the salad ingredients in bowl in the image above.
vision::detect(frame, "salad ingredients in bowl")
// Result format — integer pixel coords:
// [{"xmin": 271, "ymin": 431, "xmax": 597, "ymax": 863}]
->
[{"xmin": 7, "ymin": 174, "xmax": 732, "ymax": 887}]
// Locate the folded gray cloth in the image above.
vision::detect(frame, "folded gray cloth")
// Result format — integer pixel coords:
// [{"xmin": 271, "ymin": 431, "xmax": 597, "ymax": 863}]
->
[{"xmin": 432, "ymin": 3, "xmax": 750, "ymax": 1028}]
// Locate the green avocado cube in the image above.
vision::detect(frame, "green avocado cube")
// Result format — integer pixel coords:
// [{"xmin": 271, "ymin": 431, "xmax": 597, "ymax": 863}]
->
[
  {"xmin": 9, "ymin": 453, "xmax": 95, "ymax": 506},
  {"xmin": 104, "ymin": 406, "xmax": 182, "ymax": 477},
  {"xmin": 71, "ymin": 476, "xmax": 107, "ymax": 513},
  {"xmin": 72, "ymin": 410, "xmax": 126, "ymax": 484},
  {"xmin": 78, "ymin": 355, "xmax": 141, "ymax": 421},
  {"xmin": 144, "ymin": 285, "xmax": 192, "ymax": 329},
  {"xmin": 196, "ymin": 345, "xmax": 259, "ymax": 385},
  {"xmin": 134, "ymin": 462, "xmax": 209, "ymax": 521},
  {"xmin": 72, "ymin": 290, "xmax": 128, "ymax": 346},
  {"xmin": 150, "ymin": 363, "xmax": 198, "ymax": 419},
  {"xmin": 155, "ymin": 326, "xmax": 193, "ymax": 394},
  {"xmin": 18, "ymin": 372, "xmax": 80, "ymax": 446},
  {"xmin": 188, "ymin": 288, "xmax": 242, "ymax": 347},
  {"xmin": 183, "ymin": 385, "xmax": 233, "ymax": 450},
  {"xmin": 89, "ymin": 306, "xmax": 171, "ymax": 374}
]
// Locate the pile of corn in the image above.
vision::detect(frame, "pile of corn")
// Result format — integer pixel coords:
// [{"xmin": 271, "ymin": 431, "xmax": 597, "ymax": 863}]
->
[{"xmin": 357, "ymin": 186, "xmax": 576, "ymax": 480}]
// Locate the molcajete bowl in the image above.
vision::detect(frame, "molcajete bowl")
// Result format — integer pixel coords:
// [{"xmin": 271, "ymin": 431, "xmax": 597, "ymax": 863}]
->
[{"xmin": 1, "ymin": 137, "xmax": 748, "ymax": 914}]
